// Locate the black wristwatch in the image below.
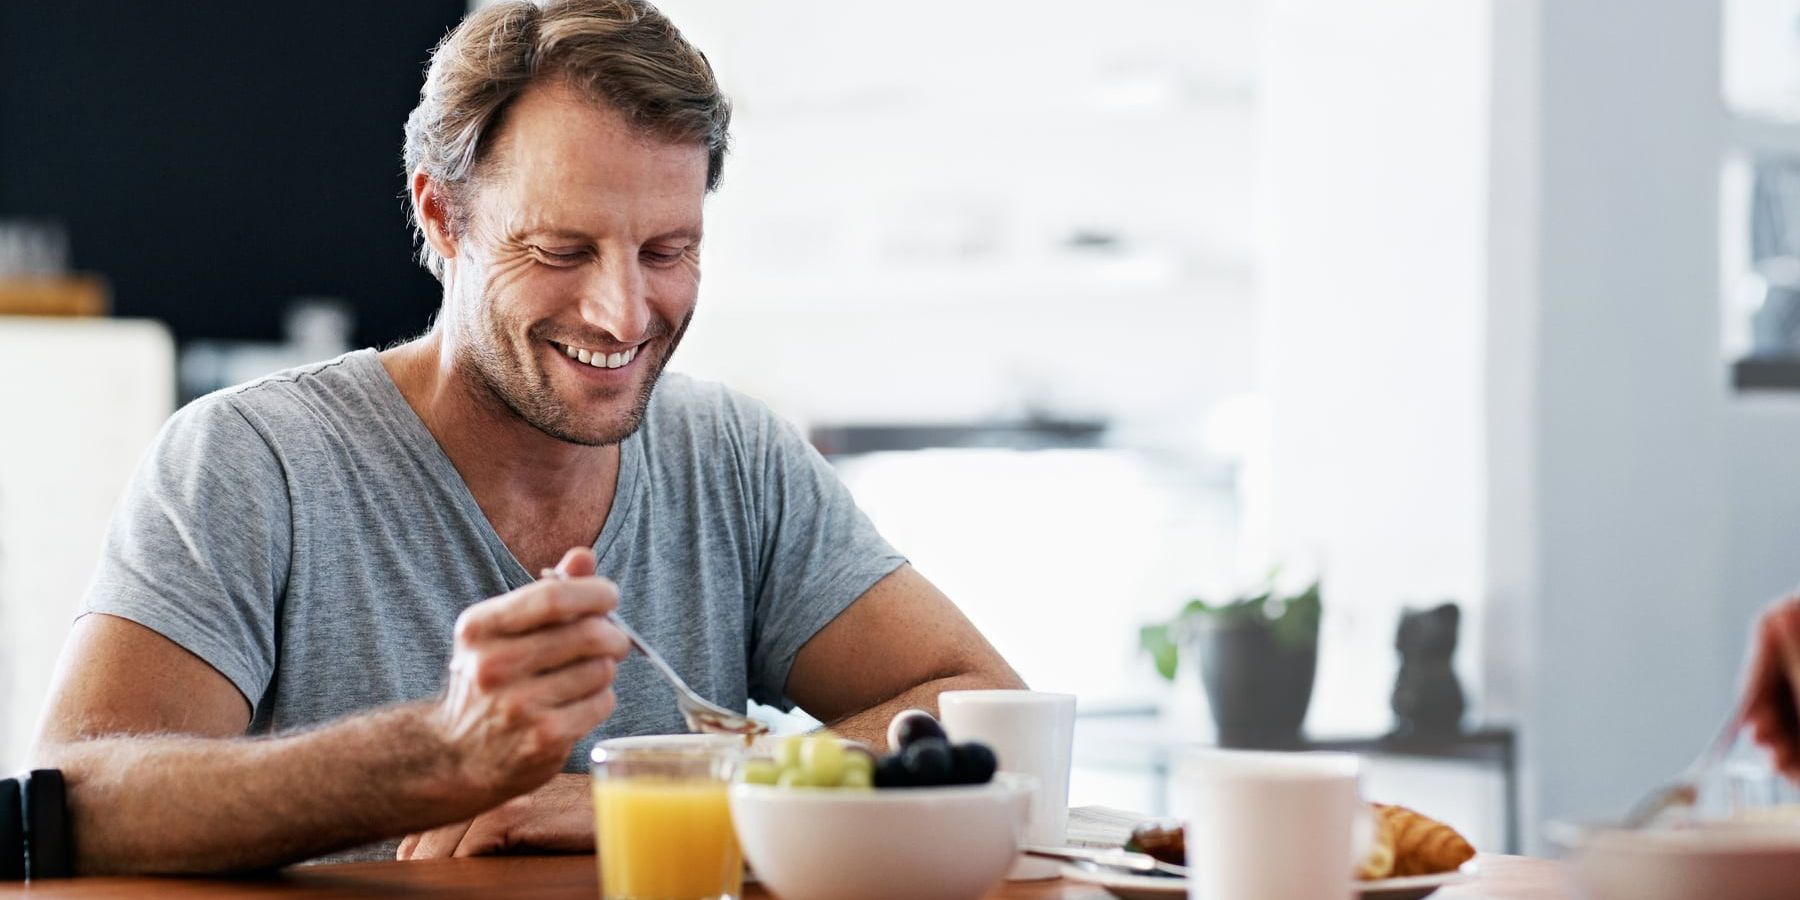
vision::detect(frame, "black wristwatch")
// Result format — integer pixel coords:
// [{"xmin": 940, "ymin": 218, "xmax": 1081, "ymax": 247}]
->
[
  {"xmin": 1, "ymin": 770, "xmax": 71, "ymax": 880},
  {"xmin": 0, "ymin": 777, "xmax": 22, "ymax": 880}
]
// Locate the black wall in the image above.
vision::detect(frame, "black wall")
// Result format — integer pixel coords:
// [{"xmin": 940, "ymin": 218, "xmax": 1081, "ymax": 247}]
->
[{"xmin": 0, "ymin": 2, "xmax": 469, "ymax": 346}]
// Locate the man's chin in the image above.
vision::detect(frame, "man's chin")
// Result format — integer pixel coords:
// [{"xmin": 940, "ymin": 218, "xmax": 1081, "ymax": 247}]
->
[
  {"xmin": 512, "ymin": 388, "xmax": 638, "ymax": 445},
  {"xmin": 536, "ymin": 413, "xmax": 645, "ymax": 448},
  {"xmin": 530, "ymin": 377, "xmax": 661, "ymax": 447}
]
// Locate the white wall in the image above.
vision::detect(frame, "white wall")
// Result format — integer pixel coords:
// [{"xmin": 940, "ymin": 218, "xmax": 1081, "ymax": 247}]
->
[
  {"xmin": 1520, "ymin": 0, "xmax": 1737, "ymax": 844},
  {"xmin": 1725, "ymin": 403, "xmax": 1800, "ymax": 631},
  {"xmin": 654, "ymin": 0, "xmax": 1263, "ymax": 435},
  {"xmin": 0, "ymin": 318, "xmax": 174, "ymax": 770},
  {"xmin": 1259, "ymin": 0, "xmax": 1799, "ymax": 852},
  {"xmin": 1258, "ymin": 0, "xmax": 1494, "ymax": 736}
]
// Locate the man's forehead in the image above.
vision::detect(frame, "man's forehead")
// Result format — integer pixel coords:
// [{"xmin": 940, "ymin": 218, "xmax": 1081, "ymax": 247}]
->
[{"xmin": 478, "ymin": 80, "xmax": 708, "ymax": 232}]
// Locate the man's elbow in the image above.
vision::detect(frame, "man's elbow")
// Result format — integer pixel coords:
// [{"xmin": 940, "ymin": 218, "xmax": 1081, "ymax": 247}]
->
[
  {"xmin": 954, "ymin": 657, "xmax": 1027, "ymax": 692},
  {"xmin": 27, "ymin": 730, "xmax": 85, "ymax": 770}
]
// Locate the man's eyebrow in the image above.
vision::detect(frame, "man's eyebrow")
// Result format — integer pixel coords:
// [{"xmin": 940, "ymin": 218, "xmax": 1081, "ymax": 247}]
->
[
  {"xmin": 517, "ymin": 226, "xmax": 701, "ymax": 244},
  {"xmin": 649, "ymin": 227, "xmax": 703, "ymax": 244},
  {"xmin": 518, "ymin": 227, "xmax": 594, "ymax": 243}
]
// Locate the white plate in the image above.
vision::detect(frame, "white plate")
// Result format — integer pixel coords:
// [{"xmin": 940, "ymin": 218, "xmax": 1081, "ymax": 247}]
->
[{"xmin": 1058, "ymin": 859, "xmax": 1477, "ymax": 900}]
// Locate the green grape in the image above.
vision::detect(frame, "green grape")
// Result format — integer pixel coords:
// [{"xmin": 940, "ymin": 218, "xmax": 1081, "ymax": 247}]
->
[
  {"xmin": 741, "ymin": 759, "xmax": 780, "ymax": 786},
  {"xmin": 801, "ymin": 734, "xmax": 846, "ymax": 786},
  {"xmin": 776, "ymin": 767, "xmax": 814, "ymax": 788},
  {"xmin": 842, "ymin": 748, "xmax": 875, "ymax": 783},
  {"xmin": 776, "ymin": 735, "xmax": 805, "ymax": 770},
  {"xmin": 839, "ymin": 767, "xmax": 873, "ymax": 790}
]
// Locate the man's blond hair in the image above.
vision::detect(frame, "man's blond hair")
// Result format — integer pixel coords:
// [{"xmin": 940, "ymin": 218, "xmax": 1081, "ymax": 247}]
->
[{"xmin": 402, "ymin": 0, "xmax": 731, "ymax": 281}]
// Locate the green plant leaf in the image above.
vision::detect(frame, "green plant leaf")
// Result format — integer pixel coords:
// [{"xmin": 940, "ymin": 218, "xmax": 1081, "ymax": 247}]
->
[
  {"xmin": 1268, "ymin": 580, "xmax": 1322, "ymax": 649},
  {"xmin": 1139, "ymin": 624, "xmax": 1179, "ymax": 681}
]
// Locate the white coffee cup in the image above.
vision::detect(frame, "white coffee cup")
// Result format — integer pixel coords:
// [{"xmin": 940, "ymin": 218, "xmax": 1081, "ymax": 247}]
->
[
  {"xmin": 1172, "ymin": 749, "xmax": 1364, "ymax": 900},
  {"xmin": 938, "ymin": 690, "xmax": 1077, "ymax": 881}
]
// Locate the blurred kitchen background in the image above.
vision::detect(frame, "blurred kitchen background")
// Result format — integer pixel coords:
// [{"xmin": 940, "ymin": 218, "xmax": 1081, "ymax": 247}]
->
[{"xmin": 7, "ymin": 0, "xmax": 1800, "ymax": 856}]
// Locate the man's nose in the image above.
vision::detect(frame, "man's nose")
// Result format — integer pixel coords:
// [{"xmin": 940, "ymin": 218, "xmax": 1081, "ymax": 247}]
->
[{"xmin": 577, "ymin": 255, "xmax": 651, "ymax": 343}]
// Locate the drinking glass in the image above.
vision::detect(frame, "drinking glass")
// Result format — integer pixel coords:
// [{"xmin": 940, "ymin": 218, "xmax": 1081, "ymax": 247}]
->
[{"xmin": 591, "ymin": 740, "xmax": 744, "ymax": 900}]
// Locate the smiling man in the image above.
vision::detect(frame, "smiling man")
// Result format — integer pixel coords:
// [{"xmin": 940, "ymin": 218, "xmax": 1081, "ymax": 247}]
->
[{"xmin": 31, "ymin": 0, "xmax": 1022, "ymax": 874}]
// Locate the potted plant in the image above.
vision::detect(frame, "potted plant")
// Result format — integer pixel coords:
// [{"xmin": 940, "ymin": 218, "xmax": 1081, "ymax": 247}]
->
[{"xmin": 1139, "ymin": 577, "xmax": 1322, "ymax": 744}]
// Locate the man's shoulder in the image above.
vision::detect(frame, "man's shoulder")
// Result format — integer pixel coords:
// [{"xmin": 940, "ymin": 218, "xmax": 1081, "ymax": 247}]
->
[
  {"xmin": 641, "ymin": 372, "xmax": 807, "ymax": 470},
  {"xmin": 186, "ymin": 350, "xmax": 380, "ymax": 428},
  {"xmin": 647, "ymin": 371, "xmax": 783, "ymax": 433},
  {"xmin": 157, "ymin": 350, "xmax": 386, "ymax": 460}
]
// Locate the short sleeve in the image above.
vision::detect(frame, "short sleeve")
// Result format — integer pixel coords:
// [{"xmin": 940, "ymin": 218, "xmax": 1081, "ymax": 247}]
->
[
  {"xmin": 82, "ymin": 395, "xmax": 291, "ymax": 713},
  {"xmin": 746, "ymin": 404, "xmax": 907, "ymax": 707}
]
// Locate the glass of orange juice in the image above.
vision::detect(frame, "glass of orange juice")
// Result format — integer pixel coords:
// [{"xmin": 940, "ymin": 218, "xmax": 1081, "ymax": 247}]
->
[{"xmin": 590, "ymin": 739, "xmax": 744, "ymax": 900}]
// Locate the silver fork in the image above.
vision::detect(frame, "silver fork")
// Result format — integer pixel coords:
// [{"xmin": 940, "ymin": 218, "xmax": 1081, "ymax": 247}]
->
[
  {"xmin": 1623, "ymin": 713, "xmax": 1741, "ymax": 828},
  {"xmin": 539, "ymin": 568, "xmax": 767, "ymax": 737}
]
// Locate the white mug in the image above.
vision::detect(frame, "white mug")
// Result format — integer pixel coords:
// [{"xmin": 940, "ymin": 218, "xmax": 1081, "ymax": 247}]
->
[
  {"xmin": 938, "ymin": 690, "xmax": 1077, "ymax": 881},
  {"xmin": 1172, "ymin": 750, "xmax": 1364, "ymax": 900}
]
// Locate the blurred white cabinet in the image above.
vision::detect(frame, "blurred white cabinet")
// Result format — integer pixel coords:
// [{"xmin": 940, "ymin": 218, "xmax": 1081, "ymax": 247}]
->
[{"xmin": 0, "ymin": 317, "xmax": 174, "ymax": 770}]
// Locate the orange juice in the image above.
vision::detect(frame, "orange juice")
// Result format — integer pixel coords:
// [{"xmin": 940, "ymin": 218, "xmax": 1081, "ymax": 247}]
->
[{"xmin": 593, "ymin": 777, "xmax": 742, "ymax": 900}]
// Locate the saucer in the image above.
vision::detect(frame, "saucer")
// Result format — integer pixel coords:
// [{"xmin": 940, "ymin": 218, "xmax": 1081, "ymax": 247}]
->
[{"xmin": 1059, "ymin": 859, "xmax": 1476, "ymax": 900}]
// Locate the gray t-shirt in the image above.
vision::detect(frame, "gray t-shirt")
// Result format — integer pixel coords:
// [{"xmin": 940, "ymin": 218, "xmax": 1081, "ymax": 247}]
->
[{"xmin": 83, "ymin": 349, "xmax": 904, "ymax": 860}]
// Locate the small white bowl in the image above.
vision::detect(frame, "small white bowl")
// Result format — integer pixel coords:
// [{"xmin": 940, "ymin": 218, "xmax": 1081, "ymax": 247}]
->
[
  {"xmin": 1548, "ymin": 818, "xmax": 1800, "ymax": 900},
  {"xmin": 730, "ymin": 773, "xmax": 1035, "ymax": 900}
]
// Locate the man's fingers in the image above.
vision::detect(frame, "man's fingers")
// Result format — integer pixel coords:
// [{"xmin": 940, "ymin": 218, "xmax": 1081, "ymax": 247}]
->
[
  {"xmin": 404, "ymin": 819, "xmax": 474, "ymax": 860},
  {"xmin": 1771, "ymin": 602, "xmax": 1800, "ymax": 718},
  {"xmin": 1742, "ymin": 600, "xmax": 1800, "ymax": 718},
  {"xmin": 467, "ymin": 617, "xmax": 630, "ymax": 688},
  {"xmin": 458, "ymin": 577, "xmax": 619, "ymax": 640},
  {"xmin": 396, "ymin": 832, "xmax": 419, "ymax": 860},
  {"xmin": 453, "ymin": 816, "xmax": 513, "ymax": 858},
  {"xmin": 555, "ymin": 547, "xmax": 598, "ymax": 579},
  {"xmin": 525, "ymin": 657, "xmax": 618, "ymax": 709},
  {"xmin": 548, "ymin": 685, "xmax": 617, "ymax": 738}
]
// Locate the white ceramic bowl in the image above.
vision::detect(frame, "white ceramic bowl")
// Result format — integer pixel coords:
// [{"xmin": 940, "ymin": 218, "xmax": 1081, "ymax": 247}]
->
[
  {"xmin": 1548, "ymin": 818, "xmax": 1800, "ymax": 900},
  {"xmin": 730, "ymin": 773, "xmax": 1035, "ymax": 900}
]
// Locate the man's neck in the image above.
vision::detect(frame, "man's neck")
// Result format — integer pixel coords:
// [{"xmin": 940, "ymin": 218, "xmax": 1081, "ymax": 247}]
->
[{"xmin": 378, "ymin": 334, "xmax": 619, "ymax": 557}]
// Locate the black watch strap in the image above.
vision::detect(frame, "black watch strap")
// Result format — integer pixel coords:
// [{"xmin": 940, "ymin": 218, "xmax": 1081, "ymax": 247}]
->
[
  {"xmin": 22, "ymin": 769, "xmax": 72, "ymax": 879},
  {"xmin": 0, "ymin": 778, "xmax": 22, "ymax": 880}
]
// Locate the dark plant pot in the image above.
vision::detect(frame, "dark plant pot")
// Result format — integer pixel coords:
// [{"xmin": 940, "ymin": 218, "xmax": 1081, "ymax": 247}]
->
[{"xmin": 1191, "ymin": 615, "xmax": 1318, "ymax": 744}]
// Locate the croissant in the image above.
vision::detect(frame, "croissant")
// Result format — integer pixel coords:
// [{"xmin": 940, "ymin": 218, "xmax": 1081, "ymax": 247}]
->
[
  {"xmin": 1365, "ymin": 802, "xmax": 1476, "ymax": 878},
  {"xmin": 1355, "ymin": 809, "xmax": 1397, "ymax": 879}
]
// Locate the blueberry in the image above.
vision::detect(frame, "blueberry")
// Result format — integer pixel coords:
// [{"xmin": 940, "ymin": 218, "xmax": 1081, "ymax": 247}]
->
[
  {"xmin": 901, "ymin": 738, "xmax": 954, "ymax": 785},
  {"xmin": 951, "ymin": 742, "xmax": 998, "ymax": 785},
  {"xmin": 887, "ymin": 709, "xmax": 947, "ymax": 750},
  {"xmin": 873, "ymin": 754, "xmax": 914, "ymax": 788}
]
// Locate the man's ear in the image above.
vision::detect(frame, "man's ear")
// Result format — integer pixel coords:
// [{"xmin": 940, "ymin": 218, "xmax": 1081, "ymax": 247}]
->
[{"xmin": 411, "ymin": 168, "xmax": 460, "ymax": 266}]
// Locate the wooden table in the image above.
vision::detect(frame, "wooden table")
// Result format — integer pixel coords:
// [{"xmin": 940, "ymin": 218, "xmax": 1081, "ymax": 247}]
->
[{"xmin": 0, "ymin": 853, "xmax": 1571, "ymax": 898}]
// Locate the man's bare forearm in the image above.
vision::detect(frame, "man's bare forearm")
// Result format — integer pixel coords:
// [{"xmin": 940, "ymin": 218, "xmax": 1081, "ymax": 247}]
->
[
  {"xmin": 36, "ymin": 701, "xmax": 488, "ymax": 875},
  {"xmin": 826, "ymin": 670, "xmax": 1026, "ymax": 750}
]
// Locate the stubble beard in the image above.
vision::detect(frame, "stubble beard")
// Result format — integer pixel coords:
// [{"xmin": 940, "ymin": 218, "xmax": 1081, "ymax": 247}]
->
[{"xmin": 458, "ymin": 291, "xmax": 695, "ymax": 448}]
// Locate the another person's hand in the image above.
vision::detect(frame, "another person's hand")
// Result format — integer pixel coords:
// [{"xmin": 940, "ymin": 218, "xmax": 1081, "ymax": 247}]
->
[
  {"xmin": 397, "ymin": 773, "xmax": 594, "ymax": 859},
  {"xmin": 432, "ymin": 547, "xmax": 629, "ymax": 804},
  {"xmin": 1742, "ymin": 596, "xmax": 1800, "ymax": 778}
]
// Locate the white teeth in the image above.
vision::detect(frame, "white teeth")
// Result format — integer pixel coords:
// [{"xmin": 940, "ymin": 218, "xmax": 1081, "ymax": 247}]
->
[{"xmin": 559, "ymin": 341, "xmax": 638, "ymax": 369}]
